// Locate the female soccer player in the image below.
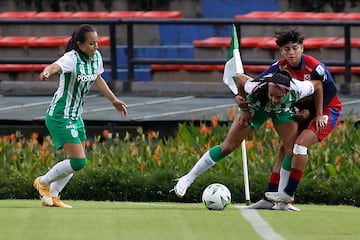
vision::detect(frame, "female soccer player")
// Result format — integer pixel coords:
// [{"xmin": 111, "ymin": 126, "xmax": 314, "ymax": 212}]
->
[
  {"xmin": 33, "ymin": 24, "xmax": 128, "ymax": 208},
  {"xmin": 172, "ymin": 70, "xmax": 325, "ymax": 201},
  {"xmin": 250, "ymin": 27, "xmax": 342, "ymax": 209}
]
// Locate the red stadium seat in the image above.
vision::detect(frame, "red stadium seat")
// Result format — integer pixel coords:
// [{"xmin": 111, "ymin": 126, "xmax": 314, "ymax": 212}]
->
[
  {"xmin": 342, "ymin": 13, "xmax": 360, "ymax": 20},
  {"xmin": 192, "ymin": 37, "xmax": 270, "ymax": 49},
  {"xmin": 256, "ymin": 37, "xmax": 278, "ymax": 49},
  {"xmin": 235, "ymin": 11, "xmax": 281, "ymax": 19},
  {"xmin": 193, "ymin": 37, "xmax": 230, "ymax": 48},
  {"xmin": 241, "ymin": 37, "xmax": 269, "ymax": 48},
  {"xmin": 303, "ymin": 37, "xmax": 339, "ymax": 49},
  {"xmin": 350, "ymin": 38, "xmax": 360, "ymax": 48},
  {"xmin": 310, "ymin": 12, "xmax": 346, "ymax": 20},
  {"xmin": 0, "ymin": 64, "xmax": 46, "ymax": 72},
  {"xmin": 277, "ymin": 11, "xmax": 313, "ymax": 20},
  {"xmin": 0, "ymin": 36, "xmax": 38, "ymax": 47},
  {"xmin": 243, "ymin": 65, "xmax": 268, "ymax": 73},
  {"xmin": 71, "ymin": 11, "xmax": 109, "ymax": 18},
  {"xmin": 139, "ymin": 11, "xmax": 182, "ymax": 18},
  {"xmin": 98, "ymin": 36, "xmax": 110, "ymax": 46},
  {"xmin": 0, "ymin": 11, "xmax": 37, "ymax": 18},
  {"xmin": 106, "ymin": 11, "xmax": 144, "ymax": 18},
  {"xmin": 26, "ymin": 36, "xmax": 70, "ymax": 47},
  {"xmin": 33, "ymin": 11, "xmax": 73, "ymax": 18}
]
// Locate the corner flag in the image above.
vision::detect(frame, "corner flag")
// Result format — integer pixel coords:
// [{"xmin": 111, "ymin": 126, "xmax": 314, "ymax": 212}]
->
[
  {"xmin": 222, "ymin": 24, "xmax": 251, "ymax": 205},
  {"xmin": 223, "ymin": 24, "xmax": 244, "ymax": 95}
]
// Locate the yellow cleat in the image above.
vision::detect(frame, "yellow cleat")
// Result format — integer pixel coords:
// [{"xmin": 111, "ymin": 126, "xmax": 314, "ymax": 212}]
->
[
  {"xmin": 52, "ymin": 196, "xmax": 72, "ymax": 208},
  {"xmin": 33, "ymin": 177, "xmax": 53, "ymax": 206},
  {"xmin": 41, "ymin": 196, "xmax": 72, "ymax": 208}
]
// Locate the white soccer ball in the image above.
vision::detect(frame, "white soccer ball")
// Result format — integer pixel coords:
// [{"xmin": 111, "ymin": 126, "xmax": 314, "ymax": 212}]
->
[{"xmin": 202, "ymin": 183, "xmax": 231, "ymax": 210}]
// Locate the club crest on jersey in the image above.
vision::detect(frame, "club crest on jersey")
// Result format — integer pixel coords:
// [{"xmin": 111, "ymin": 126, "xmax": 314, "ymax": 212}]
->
[
  {"xmin": 304, "ymin": 74, "xmax": 311, "ymax": 81},
  {"xmin": 71, "ymin": 129, "xmax": 79, "ymax": 138},
  {"xmin": 77, "ymin": 74, "xmax": 97, "ymax": 82}
]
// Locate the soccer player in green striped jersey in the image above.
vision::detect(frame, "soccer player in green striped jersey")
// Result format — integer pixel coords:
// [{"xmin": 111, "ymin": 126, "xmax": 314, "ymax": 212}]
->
[{"xmin": 33, "ymin": 24, "xmax": 128, "ymax": 208}]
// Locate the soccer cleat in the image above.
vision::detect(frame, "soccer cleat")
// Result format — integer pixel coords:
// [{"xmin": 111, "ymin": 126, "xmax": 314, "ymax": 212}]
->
[
  {"xmin": 245, "ymin": 198, "xmax": 274, "ymax": 210},
  {"xmin": 173, "ymin": 175, "xmax": 193, "ymax": 198},
  {"xmin": 52, "ymin": 196, "xmax": 72, "ymax": 208},
  {"xmin": 272, "ymin": 202, "xmax": 300, "ymax": 211},
  {"xmin": 33, "ymin": 177, "xmax": 53, "ymax": 206},
  {"xmin": 265, "ymin": 191, "xmax": 294, "ymax": 203}
]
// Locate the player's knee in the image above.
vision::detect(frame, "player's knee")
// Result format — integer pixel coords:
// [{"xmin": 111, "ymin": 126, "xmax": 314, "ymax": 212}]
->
[
  {"xmin": 293, "ymin": 144, "xmax": 308, "ymax": 155},
  {"xmin": 69, "ymin": 157, "xmax": 87, "ymax": 171}
]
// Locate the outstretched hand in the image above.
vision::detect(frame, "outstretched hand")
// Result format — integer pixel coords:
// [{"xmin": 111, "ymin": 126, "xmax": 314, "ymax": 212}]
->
[{"xmin": 112, "ymin": 99, "xmax": 128, "ymax": 116}]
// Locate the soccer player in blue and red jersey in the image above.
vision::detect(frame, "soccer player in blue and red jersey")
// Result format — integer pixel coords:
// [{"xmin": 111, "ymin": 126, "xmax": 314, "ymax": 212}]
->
[{"xmin": 250, "ymin": 27, "xmax": 342, "ymax": 210}]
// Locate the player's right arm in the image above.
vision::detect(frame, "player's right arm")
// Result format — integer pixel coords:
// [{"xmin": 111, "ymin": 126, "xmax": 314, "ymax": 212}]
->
[{"xmin": 39, "ymin": 63, "xmax": 61, "ymax": 81}]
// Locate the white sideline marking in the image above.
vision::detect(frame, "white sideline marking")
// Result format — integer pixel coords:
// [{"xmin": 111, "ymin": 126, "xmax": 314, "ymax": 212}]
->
[
  {"xmin": 83, "ymin": 96, "xmax": 196, "ymax": 113},
  {"xmin": 236, "ymin": 206, "xmax": 285, "ymax": 240},
  {"xmin": 132, "ymin": 103, "xmax": 234, "ymax": 120},
  {"xmin": 0, "ymin": 95, "xmax": 98, "ymax": 111}
]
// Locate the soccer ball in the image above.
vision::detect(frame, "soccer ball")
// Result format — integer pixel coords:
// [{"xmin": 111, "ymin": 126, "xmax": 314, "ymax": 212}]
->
[{"xmin": 202, "ymin": 183, "xmax": 231, "ymax": 210}]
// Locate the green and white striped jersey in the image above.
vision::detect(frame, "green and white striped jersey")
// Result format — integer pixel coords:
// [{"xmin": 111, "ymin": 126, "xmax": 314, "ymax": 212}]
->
[
  {"xmin": 244, "ymin": 78, "xmax": 315, "ymax": 114},
  {"xmin": 47, "ymin": 50, "xmax": 104, "ymax": 120}
]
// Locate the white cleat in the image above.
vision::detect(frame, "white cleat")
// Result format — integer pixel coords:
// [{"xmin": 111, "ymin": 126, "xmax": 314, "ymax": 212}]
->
[
  {"xmin": 172, "ymin": 175, "xmax": 193, "ymax": 198},
  {"xmin": 272, "ymin": 202, "xmax": 300, "ymax": 211},
  {"xmin": 265, "ymin": 191, "xmax": 294, "ymax": 203},
  {"xmin": 245, "ymin": 198, "xmax": 274, "ymax": 210}
]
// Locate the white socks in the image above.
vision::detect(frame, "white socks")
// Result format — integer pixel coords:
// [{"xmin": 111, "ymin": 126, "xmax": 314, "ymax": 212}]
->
[
  {"xmin": 278, "ymin": 167, "xmax": 290, "ymax": 193},
  {"xmin": 50, "ymin": 173, "xmax": 73, "ymax": 198},
  {"xmin": 40, "ymin": 159, "xmax": 74, "ymax": 186},
  {"xmin": 186, "ymin": 150, "xmax": 216, "ymax": 183}
]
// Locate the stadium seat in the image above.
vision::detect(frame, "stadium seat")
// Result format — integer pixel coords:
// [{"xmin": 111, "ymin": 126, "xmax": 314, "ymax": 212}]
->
[
  {"xmin": 26, "ymin": 36, "xmax": 70, "ymax": 47},
  {"xmin": 193, "ymin": 37, "xmax": 230, "ymax": 48},
  {"xmin": 241, "ymin": 37, "xmax": 270, "ymax": 48},
  {"xmin": 0, "ymin": 11, "xmax": 37, "ymax": 18},
  {"xmin": 243, "ymin": 65, "xmax": 268, "ymax": 73},
  {"xmin": 71, "ymin": 11, "xmax": 109, "ymax": 18},
  {"xmin": 0, "ymin": 36, "xmax": 37, "ymax": 47},
  {"xmin": 106, "ymin": 11, "xmax": 144, "ymax": 18},
  {"xmin": 276, "ymin": 11, "xmax": 313, "ymax": 20},
  {"xmin": 256, "ymin": 37, "xmax": 278, "ymax": 49},
  {"xmin": 98, "ymin": 36, "xmax": 111, "ymax": 46},
  {"xmin": 33, "ymin": 11, "xmax": 73, "ymax": 18},
  {"xmin": 350, "ymin": 38, "xmax": 360, "ymax": 48},
  {"xmin": 192, "ymin": 37, "xmax": 270, "ymax": 49},
  {"xmin": 342, "ymin": 13, "xmax": 360, "ymax": 20},
  {"xmin": 310, "ymin": 12, "xmax": 346, "ymax": 20},
  {"xmin": 0, "ymin": 64, "xmax": 46, "ymax": 72},
  {"xmin": 235, "ymin": 11, "xmax": 281, "ymax": 19},
  {"xmin": 303, "ymin": 37, "xmax": 339, "ymax": 49},
  {"xmin": 139, "ymin": 11, "xmax": 182, "ymax": 18}
]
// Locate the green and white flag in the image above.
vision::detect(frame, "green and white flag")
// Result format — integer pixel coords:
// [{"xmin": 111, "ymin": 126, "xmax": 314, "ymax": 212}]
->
[{"xmin": 223, "ymin": 24, "xmax": 244, "ymax": 95}]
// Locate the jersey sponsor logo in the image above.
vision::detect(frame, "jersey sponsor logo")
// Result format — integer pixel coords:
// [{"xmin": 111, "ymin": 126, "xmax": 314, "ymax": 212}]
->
[
  {"xmin": 315, "ymin": 65, "xmax": 327, "ymax": 82},
  {"xmin": 77, "ymin": 74, "xmax": 97, "ymax": 82}
]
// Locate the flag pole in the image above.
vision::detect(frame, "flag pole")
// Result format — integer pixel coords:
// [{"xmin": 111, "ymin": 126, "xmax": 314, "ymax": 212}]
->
[{"xmin": 223, "ymin": 24, "xmax": 251, "ymax": 205}]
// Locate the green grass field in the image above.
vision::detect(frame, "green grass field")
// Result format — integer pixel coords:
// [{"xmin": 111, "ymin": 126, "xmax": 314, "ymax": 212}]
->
[{"xmin": 0, "ymin": 200, "xmax": 359, "ymax": 240}]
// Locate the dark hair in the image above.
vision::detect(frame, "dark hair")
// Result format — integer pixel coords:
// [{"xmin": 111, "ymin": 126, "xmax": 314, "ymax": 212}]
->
[
  {"xmin": 275, "ymin": 27, "xmax": 304, "ymax": 47},
  {"xmin": 251, "ymin": 70, "xmax": 292, "ymax": 107},
  {"xmin": 65, "ymin": 24, "xmax": 96, "ymax": 53},
  {"xmin": 270, "ymin": 70, "xmax": 291, "ymax": 88}
]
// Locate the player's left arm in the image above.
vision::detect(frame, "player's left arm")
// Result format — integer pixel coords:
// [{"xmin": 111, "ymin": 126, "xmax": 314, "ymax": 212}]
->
[
  {"xmin": 95, "ymin": 76, "xmax": 128, "ymax": 116},
  {"xmin": 310, "ymin": 79, "xmax": 325, "ymax": 131}
]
